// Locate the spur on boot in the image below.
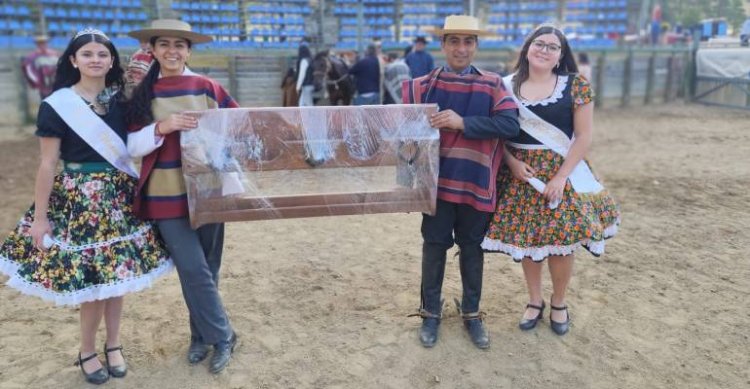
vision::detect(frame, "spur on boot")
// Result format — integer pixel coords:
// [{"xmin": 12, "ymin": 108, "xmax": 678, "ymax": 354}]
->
[
  {"xmin": 410, "ymin": 309, "xmax": 441, "ymax": 348},
  {"xmin": 104, "ymin": 344, "xmax": 127, "ymax": 378},
  {"xmin": 463, "ymin": 312, "xmax": 490, "ymax": 349},
  {"xmin": 519, "ymin": 301, "xmax": 545, "ymax": 331},
  {"xmin": 550, "ymin": 304, "xmax": 571, "ymax": 335},
  {"xmin": 74, "ymin": 352, "xmax": 109, "ymax": 385}
]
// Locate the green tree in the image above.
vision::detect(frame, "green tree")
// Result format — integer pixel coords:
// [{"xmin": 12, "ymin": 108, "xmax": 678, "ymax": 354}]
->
[{"xmin": 664, "ymin": 0, "xmax": 747, "ymax": 31}]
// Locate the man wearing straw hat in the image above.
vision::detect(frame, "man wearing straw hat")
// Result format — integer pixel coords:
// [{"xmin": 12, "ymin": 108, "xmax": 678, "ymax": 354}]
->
[
  {"xmin": 125, "ymin": 19, "xmax": 239, "ymax": 374},
  {"xmin": 404, "ymin": 15, "xmax": 519, "ymax": 349},
  {"xmin": 22, "ymin": 34, "xmax": 59, "ymax": 100}
]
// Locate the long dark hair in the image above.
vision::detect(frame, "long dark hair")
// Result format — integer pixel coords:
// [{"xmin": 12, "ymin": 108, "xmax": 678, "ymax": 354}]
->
[
  {"xmin": 52, "ymin": 33, "xmax": 124, "ymax": 91},
  {"xmin": 298, "ymin": 45, "xmax": 312, "ymax": 60},
  {"xmin": 125, "ymin": 36, "xmax": 191, "ymax": 126},
  {"xmin": 512, "ymin": 25, "xmax": 578, "ymax": 96}
]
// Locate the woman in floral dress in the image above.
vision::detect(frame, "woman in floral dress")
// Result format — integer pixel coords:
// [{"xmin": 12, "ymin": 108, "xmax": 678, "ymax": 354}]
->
[
  {"xmin": 0, "ymin": 29, "xmax": 171, "ymax": 384},
  {"xmin": 482, "ymin": 25, "xmax": 620, "ymax": 335}
]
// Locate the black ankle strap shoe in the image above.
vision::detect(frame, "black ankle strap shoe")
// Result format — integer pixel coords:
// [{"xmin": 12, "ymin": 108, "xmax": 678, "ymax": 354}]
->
[
  {"xmin": 74, "ymin": 352, "xmax": 109, "ymax": 385},
  {"xmin": 104, "ymin": 344, "xmax": 127, "ymax": 378},
  {"xmin": 550, "ymin": 305, "xmax": 571, "ymax": 335},
  {"xmin": 519, "ymin": 301, "xmax": 545, "ymax": 331}
]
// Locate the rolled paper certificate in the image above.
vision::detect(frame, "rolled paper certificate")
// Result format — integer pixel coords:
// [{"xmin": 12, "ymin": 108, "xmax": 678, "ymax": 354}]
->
[
  {"xmin": 42, "ymin": 234, "xmax": 55, "ymax": 249},
  {"xmin": 527, "ymin": 177, "xmax": 560, "ymax": 209}
]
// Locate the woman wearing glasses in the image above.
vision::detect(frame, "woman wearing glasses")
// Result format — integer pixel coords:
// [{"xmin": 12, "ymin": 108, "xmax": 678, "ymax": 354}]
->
[{"xmin": 482, "ymin": 25, "xmax": 620, "ymax": 335}]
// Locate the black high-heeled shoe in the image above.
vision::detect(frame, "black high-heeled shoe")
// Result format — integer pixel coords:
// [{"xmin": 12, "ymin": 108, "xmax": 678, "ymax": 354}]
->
[
  {"xmin": 550, "ymin": 304, "xmax": 571, "ymax": 335},
  {"xmin": 74, "ymin": 352, "xmax": 109, "ymax": 385},
  {"xmin": 519, "ymin": 301, "xmax": 545, "ymax": 331},
  {"xmin": 104, "ymin": 344, "xmax": 127, "ymax": 378}
]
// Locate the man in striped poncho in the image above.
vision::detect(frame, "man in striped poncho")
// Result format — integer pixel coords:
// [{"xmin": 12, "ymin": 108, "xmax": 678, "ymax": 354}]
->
[{"xmin": 403, "ymin": 15, "xmax": 520, "ymax": 349}]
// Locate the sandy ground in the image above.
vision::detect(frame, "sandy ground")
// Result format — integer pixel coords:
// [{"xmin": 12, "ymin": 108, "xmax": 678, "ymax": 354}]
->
[{"xmin": 0, "ymin": 103, "xmax": 749, "ymax": 389}]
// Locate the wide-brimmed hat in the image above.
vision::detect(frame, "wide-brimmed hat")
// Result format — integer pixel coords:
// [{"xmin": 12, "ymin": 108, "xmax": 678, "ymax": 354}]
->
[
  {"xmin": 33, "ymin": 34, "xmax": 49, "ymax": 42},
  {"xmin": 432, "ymin": 15, "xmax": 494, "ymax": 37},
  {"xmin": 128, "ymin": 19, "xmax": 212, "ymax": 44}
]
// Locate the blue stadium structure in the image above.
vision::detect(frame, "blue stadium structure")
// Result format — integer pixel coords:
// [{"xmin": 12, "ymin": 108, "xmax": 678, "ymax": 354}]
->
[{"xmin": 0, "ymin": 1, "xmax": 636, "ymax": 49}]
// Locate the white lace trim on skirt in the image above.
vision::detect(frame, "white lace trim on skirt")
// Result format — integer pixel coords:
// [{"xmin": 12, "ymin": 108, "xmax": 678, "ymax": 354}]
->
[
  {"xmin": 0, "ymin": 255, "xmax": 173, "ymax": 306},
  {"xmin": 482, "ymin": 222, "xmax": 619, "ymax": 262}
]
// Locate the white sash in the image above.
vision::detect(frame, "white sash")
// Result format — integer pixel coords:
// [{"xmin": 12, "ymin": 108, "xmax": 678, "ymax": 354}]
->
[
  {"xmin": 502, "ymin": 74, "xmax": 602, "ymax": 194},
  {"xmin": 45, "ymin": 88, "xmax": 139, "ymax": 178}
]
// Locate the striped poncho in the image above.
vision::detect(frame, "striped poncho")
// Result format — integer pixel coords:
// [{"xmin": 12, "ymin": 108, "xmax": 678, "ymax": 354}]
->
[
  {"xmin": 403, "ymin": 66, "xmax": 519, "ymax": 212},
  {"xmin": 132, "ymin": 73, "xmax": 239, "ymax": 220}
]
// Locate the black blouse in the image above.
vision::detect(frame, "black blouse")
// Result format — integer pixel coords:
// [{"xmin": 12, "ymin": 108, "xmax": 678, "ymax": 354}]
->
[
  {"xmin": 35, "ymin": 94, "xmax": 127, "ymax": 162},
  {"xmin": 511, "ymin": 74, "xmax": 575, "ymax": 145}
]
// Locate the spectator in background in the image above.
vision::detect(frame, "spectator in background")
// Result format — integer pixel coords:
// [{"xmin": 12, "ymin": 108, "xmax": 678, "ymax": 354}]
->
[
  {"xmin": 740, "ymin": 18, "xmax": 750, "ymax": 47},
  {"xmin": 405, "ymin": 36, "xmax": 435, "ymax": 77},
  {"xmin": 374, "ymin": 40, "xmax": 387, "ymax": 103},
  {"xmin": 403, "ymin": 45, "xmax": 412, "ymax": 58},
  {"xmin": 650, "ymin": 3, "xmax": 662, "ymax": 45},
  {"xmin": 124, "ymin": 38, "xmax": 154, "ymax": 97},
  {"xmin": 382, "ymin": 52, "xmax": 410, "ymax": 104},
  {"xmin": 281, "ymin": 67, "xmax": 299, "ymax": 107},
  {"xmin": 295, "ymin": 44, "xmax": 315, "ymax": 106},
  {"xmin": 348, "ymin": 44, "xmax": 381, "ymax": 105},
  {"xmin": 22, "ymin": 35, "xmax": 60, "ymax": 99},
  {"xmin": 577, "ymin": 52, "xmax": 592, "ymax": 81}
]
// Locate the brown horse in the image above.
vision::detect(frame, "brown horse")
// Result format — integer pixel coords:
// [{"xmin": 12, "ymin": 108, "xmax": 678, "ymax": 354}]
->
[{"xmin": 312, "ymin": 51, "xmax": 355, "ymax": 106}]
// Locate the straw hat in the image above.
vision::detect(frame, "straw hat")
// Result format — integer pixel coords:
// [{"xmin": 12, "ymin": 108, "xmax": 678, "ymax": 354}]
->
[
  {"xmin": 128, "ymin": 19, "xmax": 212, "ymax": 44},
  {"xmin": 432, "ymin": 15, "xmax": 494, "ymax": 37},
  {"xmin": 33, "ymin": 34, "xmax": 49, "ymax": 42}
]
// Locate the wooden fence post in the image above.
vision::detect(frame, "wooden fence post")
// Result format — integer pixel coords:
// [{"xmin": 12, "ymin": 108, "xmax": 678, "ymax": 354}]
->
[
  {"xmin": 664, "ymin": 55, "xmax": 674, "ymax": 103},
  {"xmin": 594, "ymin": 51, "xmax": 606, "ymax": 108},
  {"xmin": 621, "ymin": 48, "xmax": 632, "ymax": 107},
  {"xmin": 228, "ymin": 55, "xmax": 238, "ymax": 100},
  {"xmin": 683, "ymin": 49, "xmax": 697, "ymax": 101},
  {"xmin": 644, "ymin": 53, "xmax": 655, "ymax": 104},
  {"xmin": 7, "ymin": 54, "xmax": 32, "ymax": 125}
]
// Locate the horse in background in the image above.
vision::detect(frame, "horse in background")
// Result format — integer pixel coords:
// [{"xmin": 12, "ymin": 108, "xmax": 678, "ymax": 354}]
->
[{"xmin": 312, "ymin": 51, "xmax": 355, "ymax": 106}]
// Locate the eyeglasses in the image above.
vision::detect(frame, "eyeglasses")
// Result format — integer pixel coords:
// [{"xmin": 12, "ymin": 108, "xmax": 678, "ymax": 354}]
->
[{"xmin": 531, "ymin": 40, "xmax": 561, "ymax": 53}]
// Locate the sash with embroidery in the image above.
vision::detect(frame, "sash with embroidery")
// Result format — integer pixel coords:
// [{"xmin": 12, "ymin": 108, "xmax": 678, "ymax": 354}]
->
[
  {"xmin": 45, "ymin": 88, "xmax": 139, "ymax": 178},
  {"xmin": 502, "ymin": 74, "xmax": 602, "ymax": 194}
]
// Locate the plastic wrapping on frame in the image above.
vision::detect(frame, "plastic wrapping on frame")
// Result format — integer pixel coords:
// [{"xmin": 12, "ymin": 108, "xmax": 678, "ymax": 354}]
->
[{"xmin": 180, "ymin": 104, "xmax": 440, "ymax": 228}]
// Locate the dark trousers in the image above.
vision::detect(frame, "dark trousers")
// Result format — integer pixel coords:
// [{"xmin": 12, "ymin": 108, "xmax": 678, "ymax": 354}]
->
[
  {"xmin": 420, "ymin": 200, "xmax": 490, "ymax": 316},
  {"xmin": 157, "ymin": 218, "xmax": 233, "ymax": 345}
]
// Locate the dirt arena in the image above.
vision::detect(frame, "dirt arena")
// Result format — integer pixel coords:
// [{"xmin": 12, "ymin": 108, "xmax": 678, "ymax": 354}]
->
[{"xmin": 0, "ymin": 103, "xmax": 748, "ymax": 389}]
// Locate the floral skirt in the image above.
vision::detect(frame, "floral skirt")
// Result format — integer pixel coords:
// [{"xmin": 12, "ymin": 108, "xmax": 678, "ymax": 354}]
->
[
  {"xmin": 0, "ymin": 169, "xmax": 173, "ymax": 306},
  {"xmin": 482, "ymin": 147, "xmax": 620, "ymax": 262}
]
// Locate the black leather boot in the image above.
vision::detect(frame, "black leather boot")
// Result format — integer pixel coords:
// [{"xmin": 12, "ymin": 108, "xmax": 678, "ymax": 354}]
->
[
  {"xmin": 417, "ymin": 310, "xmax": 441, "ymax": 348},
  {"xmin": 209, "ymin": 332, "xmax": 237, "ymax": 374},
  {"xmin": 418, "ymin": 243, "xmax": 447, "ymax": 348},
  {"xmin": 457, "ymin": 244, "xmax": 484, "ymax": 314},
  {"xmin": 187, "ymin": 336, "xmax": 210, "ymax": 364},
  {"xmin": 420, "ymin": 243, "xmax": 447, "ymax": 315},
  {"xmin": 463, "ymin": 312, "xmax": 490, "ymax": 349}
]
